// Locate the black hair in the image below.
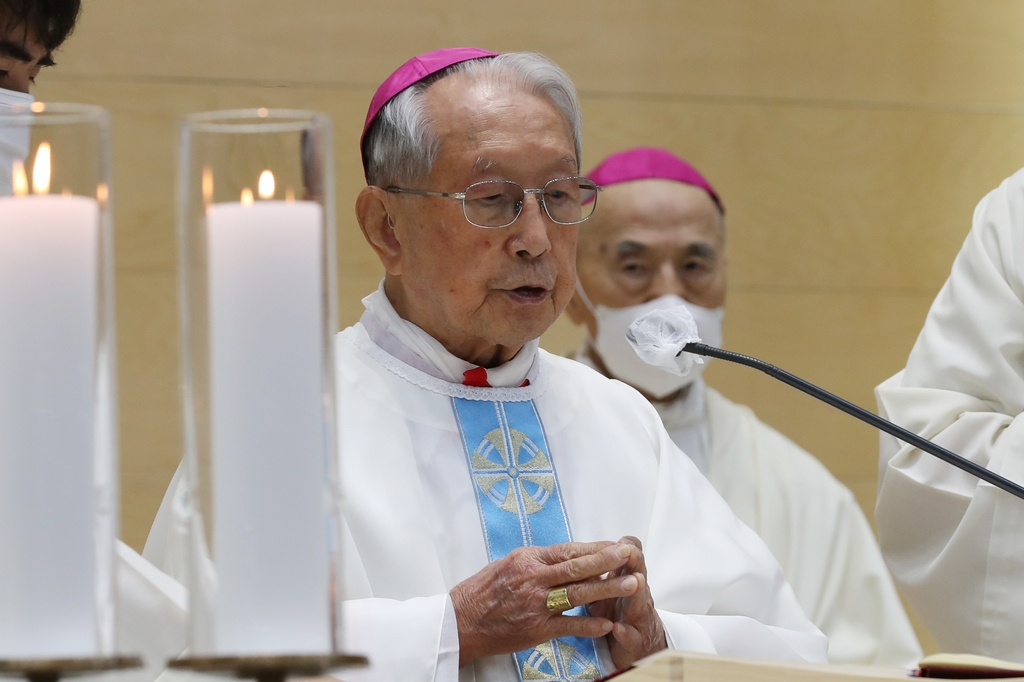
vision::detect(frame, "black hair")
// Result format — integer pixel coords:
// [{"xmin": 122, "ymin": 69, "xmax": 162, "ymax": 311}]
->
[{"xmin": 0, "ymin": 0, "xmax": 81, "ymax": 54}]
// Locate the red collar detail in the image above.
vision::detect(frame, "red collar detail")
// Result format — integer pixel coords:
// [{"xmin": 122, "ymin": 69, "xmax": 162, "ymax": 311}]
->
[
  {"xmin": 462, "ymin": 367, "xmax": 531, "ymax": 388},
  {"xmin": 462, "ymin": 367, "xmax": 491, "ymax": 387}
]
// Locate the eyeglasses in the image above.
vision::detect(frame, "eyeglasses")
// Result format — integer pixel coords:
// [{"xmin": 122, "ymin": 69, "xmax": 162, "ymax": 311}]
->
[{"xmin": 386, "ymin": 176, "xmax": 601, "ymax": 229}]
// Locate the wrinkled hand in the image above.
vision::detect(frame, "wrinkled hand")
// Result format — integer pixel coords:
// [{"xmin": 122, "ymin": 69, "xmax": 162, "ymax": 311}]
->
[
  {"xmin": 451, "ymin": 541, "xmax": 640, "ymax": 668},
  {"xmin": 589, "ymin": 536, "xmax": 667, "ymax": 669}
]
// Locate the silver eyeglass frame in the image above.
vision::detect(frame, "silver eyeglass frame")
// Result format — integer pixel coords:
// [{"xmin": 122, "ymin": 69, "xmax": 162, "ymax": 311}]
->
[{"xmin": 385, "ymin": 176, "xmax": 602, "ymax": 229}]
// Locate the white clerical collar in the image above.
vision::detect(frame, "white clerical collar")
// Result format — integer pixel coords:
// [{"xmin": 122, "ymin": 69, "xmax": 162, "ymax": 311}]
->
[{"xmin": 360, "ymin": 281, "xmax": 540, "ymax": 388}]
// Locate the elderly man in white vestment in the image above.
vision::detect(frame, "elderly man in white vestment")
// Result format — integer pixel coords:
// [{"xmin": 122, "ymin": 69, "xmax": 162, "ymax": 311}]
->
[
  {"xmin": 0, "ymin": 3, "xmax": 187, "ymax": 680},
  {"xmin": 564, "ymin": 147, "xmax": 920, "ymax": 666},
  {"xmin": 145, "ymin": 47, "xmax": 827, "ymax": 681},
  {"xmin": 875, "ymin": 166, "xmax": 1024, "ymax": 661}
]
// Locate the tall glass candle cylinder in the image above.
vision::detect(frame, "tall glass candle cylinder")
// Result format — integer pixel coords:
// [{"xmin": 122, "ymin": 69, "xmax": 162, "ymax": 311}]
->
[
  {"xmin": 0, "ymin": 103, "xmax": 117, "ymax": 658},
  {"xmin": 178, "ymin": 109, "xmax": 340, "ymax": 656}
]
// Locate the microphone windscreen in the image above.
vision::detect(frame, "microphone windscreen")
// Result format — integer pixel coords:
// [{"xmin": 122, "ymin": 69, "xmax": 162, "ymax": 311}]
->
[{"xmin": 627, "ymin": 305, "xmax": 705, "ymax": 377}]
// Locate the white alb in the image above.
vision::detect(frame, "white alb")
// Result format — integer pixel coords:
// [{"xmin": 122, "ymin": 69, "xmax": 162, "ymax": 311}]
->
[
  {"xmin": 146, "ymin": 286, "xmax": 827, "ymax": 681},
  {"xmin": 875, "ymin": 165, "xmax": 1024, "ymax": 661}
]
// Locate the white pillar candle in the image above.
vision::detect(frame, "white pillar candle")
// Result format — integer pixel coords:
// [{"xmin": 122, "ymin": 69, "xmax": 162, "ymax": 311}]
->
[
  {"xmin": 0, "ymin": 195, "xmax": 101, "ymax": 657},
  {"xmin": 204, "ymin": 199, "xmax": 330, "ymax": 654}
]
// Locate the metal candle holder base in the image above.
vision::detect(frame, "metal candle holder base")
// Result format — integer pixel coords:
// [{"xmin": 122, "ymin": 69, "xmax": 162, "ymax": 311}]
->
[
  {"xmin": 0, "ymin": 656, "xmax": 143, "ymax": 682},
  {"xmin": 168, "ymin": 654, "xmax": 368, "ymax": 682}
]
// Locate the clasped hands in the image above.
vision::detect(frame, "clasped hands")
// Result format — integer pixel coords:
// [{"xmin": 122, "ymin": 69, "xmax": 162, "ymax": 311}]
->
[{"xmin": 450, "ymin": 536, "xmax": 667, "ymax": 670}]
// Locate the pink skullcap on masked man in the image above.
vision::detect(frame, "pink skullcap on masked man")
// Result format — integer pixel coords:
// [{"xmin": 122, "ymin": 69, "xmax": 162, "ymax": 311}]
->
[{"xmin": 586, "ymin": 146, "xmax": 724, "ymax": 214}]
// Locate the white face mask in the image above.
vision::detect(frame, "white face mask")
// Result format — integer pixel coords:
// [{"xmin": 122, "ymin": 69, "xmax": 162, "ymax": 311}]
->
[
  {"xmin": 579, "ymin": 283, "xmax": 724, "ymax": 399},
  {"xmin": 0, "ymin": 88, "xmax": 33, "ymax": 197}
]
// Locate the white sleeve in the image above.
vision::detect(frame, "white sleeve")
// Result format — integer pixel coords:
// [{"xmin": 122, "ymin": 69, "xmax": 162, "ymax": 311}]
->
[
  {"xmin": 111, "ymin": 542, "xmax": 187, "ymax": 682},
  {"xmin": 639, "ymin": 399, "xmax": 829, "ymax": 663},
  {"xmin": 338, "ymin": 593, "xmax": 457, "ymax": 682},
  {"xmin": 659, "ymin": 610, "xmax": 826, "ymax": 662},
  {"xmin": 806, "ymin": 488, "xmax": 921, "ymax": 666},
  {"xmin": 142, "ymin": 461, "xmax": 189, "ymax": 584},
  {"xmin": 875, "ymin": 166, "xmax": 1024, "ymax": 658}
]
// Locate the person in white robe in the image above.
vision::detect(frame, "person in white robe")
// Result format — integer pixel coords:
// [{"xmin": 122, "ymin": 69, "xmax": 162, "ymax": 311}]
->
[
  {"xmin": 562, "ymin": 147, "xmax": 921, "ymax": 666},
  {"xmin": 0, "ymin": 5, "xmax": 186, "ymax": 679},
  {"xmin": 146, "ymin": 48, "xmax": 828, "ymax": 681},
  {"xmin": 875, "ymin": 166, "xmax": 1024, "ymax": 661}
]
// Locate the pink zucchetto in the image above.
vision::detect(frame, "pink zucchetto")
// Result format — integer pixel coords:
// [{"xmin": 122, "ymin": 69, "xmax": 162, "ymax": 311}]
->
[
  {"xmin": 360, "ymin": 47, "xmax": 498, "ymax": 179},
  {"xmin": 586, "ymin": 147, "xmax": 724, "ymax": 214}
]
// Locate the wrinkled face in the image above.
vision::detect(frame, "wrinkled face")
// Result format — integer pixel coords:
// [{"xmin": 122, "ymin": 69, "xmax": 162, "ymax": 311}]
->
[
  {"xmin": 0, "ymin": 18, "xmax": 50, "ymax": 93},
  {"xmin": 571, "ymin": 179, "xmax": 726, "ymax": 337},
  {"xmin": 384, "ymin": 73, "xmax": 579, "ymax": 366}
]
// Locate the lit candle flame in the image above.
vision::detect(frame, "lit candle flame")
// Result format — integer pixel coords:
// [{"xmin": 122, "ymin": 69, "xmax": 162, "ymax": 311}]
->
[
  {"xmin": 97, "ymin": 183, "xmax": 109, "ymax": 206},
  {"xmin": 258, "ymin": 170, "xmax": 275, "ymax": 200},
  {"xmin": 32, "ymin": 142, "xmax": 51, "ymax": 195},
  {"xmin": 257, "ymin": 107, "xmax": 269, "ymax": 118},
  {"xmin": 285, "ymin": 187, "xmax": 295, "ymax": 202},
  {"xmin": 12, "ymin": 160, "xmax": 28, "ymax": 197},
  {"xmin": 202, "ymin": 165, "xmax": 214, "ymax": 207},
  {"xmin": 241, "ymin": 188, "xmax": 254, "ymax": 206},
  {"xmin": 30, "ymin": 101, "xmax": 45, "ymax": 113}
]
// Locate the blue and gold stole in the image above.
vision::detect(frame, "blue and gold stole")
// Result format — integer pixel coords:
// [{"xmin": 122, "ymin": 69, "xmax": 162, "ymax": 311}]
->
[{"xmin": 453, "ymin": 397, "xmax": 603, "ymax": 681}]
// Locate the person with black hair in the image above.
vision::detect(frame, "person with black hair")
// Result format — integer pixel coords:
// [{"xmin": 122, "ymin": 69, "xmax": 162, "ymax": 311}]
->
[
  {"xmin": 0, "ymin": 0, "xmax": 80, "ymax": 93},
  {"xmin": 0, "ymin": 3, "xmax": 190, "ymax": 679},
  {"xmin": 0, "ymin": 0, "xmax": 79, "ymax": 192}
]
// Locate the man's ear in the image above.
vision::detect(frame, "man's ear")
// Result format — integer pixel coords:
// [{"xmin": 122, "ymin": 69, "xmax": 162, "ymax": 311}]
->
[{"xmin": 356, "ymin": 186, "xmax": 402, "ymax": 275}]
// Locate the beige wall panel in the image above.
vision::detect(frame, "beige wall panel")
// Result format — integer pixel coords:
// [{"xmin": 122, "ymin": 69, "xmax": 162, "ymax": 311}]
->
[
  {"xmin": 34, "ymin": 78, "xmax": 378, "ymax": 276},
  {"xmin": 116, "ymin": 272, "xmax": 181, "ymax": 550},
  {"xmin": 539, "ymin": 313, "xmax": 586, "ymax": 358},
  {"xmin": 578, "ymin": 98, "xmax": 1024, "ymax": 293},
  {"xmin": 704, "ymin": 290, "xmax": 936, "ymax": 480},
  {"xmin": 55, "ymin": 1, "xmax": 1024, "ymax": 106}
]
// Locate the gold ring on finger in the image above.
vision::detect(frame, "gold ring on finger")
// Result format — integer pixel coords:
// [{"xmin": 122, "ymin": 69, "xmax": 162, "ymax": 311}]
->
[{"xmin": 546, "ymin": 587, "xmax": 573, "ymax": 613}]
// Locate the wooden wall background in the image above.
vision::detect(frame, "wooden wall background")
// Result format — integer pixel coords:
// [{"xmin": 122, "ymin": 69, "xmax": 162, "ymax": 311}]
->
[{"xmin": 34, "ymin": 0, "xmax": 1024, "ymax": 652}]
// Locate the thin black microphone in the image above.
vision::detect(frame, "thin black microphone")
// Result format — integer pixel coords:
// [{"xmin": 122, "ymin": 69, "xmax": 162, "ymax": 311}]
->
[{"xmin": 681, "ymin": 342, "xmax": 1024, "ymax": 502}]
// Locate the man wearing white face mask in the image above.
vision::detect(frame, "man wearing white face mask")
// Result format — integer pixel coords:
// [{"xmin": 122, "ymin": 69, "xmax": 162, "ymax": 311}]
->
[{"xmin": 566, "ymin": 147, "xmax": 921, "ymax": 666}]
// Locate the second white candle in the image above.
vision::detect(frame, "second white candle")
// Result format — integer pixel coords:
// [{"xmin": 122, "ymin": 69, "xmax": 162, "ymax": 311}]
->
[{"xmin": 204, "ymin": 199, "xmax": 331, "ymax": 655}]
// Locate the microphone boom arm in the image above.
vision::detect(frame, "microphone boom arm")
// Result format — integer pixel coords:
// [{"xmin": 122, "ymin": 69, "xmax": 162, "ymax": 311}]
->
[{"xmin": 681, "ymin": 342, "xmax": 1024, "ymax": 501}]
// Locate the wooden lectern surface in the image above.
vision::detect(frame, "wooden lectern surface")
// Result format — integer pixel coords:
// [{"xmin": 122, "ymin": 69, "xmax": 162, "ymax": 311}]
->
[{"xmin": 606, "ymin": 651, "xmax": 1024, "ymax": 682}]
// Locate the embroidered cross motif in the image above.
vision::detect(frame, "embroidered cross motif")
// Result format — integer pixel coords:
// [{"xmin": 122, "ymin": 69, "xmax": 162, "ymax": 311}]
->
[
  {"xmin": 452, "ymin": 398, "xmax": 604, "ymax": 682},
  {"xmin": 522, "ymin": 640, "xmax": 601, "ymax": 681},
  {"xmin": 471, "ymin": 427, "xmax": 555, "ymax": 516}
]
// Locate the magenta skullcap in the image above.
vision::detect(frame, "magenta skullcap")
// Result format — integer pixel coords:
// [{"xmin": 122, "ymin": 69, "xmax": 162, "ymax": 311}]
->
[
  {"xmin": 586, "ymin": 147, "xmax": 724, "ymax": 213},
  {"xmin": 360, "ymin": 47, "xmax": 498, "ymax": 181}
]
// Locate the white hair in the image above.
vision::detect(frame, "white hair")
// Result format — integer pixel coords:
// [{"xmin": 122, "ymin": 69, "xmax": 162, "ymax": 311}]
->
[{"xmin": 363, "ymin": 52, "xmax": 583, "ymax": 187}]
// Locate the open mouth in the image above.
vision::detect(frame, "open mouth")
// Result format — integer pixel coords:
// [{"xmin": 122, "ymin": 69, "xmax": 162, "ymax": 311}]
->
[{"xmin": 506, "ymin": 286, "xmax": 549, "ymax": 303}]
